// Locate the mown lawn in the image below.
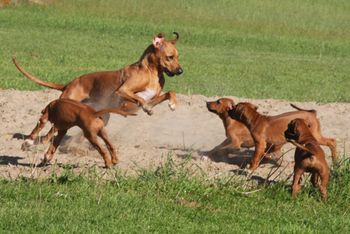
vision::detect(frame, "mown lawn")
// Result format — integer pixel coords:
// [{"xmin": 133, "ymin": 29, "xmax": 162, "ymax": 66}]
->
[
  {"xmin": 0, "ymin": 157, "xmax": 349, "ymax": 233},
  {"xmin": 0, "ymin": 0, "xmax": 349, "ymax": 101},
  {"xmin": 0, "ymin": 1, "xmax": 350, "ymax": 233}
]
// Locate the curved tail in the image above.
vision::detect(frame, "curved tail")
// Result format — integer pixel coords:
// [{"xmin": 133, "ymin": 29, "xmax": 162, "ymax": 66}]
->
[
  {"xmin": 12, "ymin": 57, "xmax": 65, "ymax": 91},
  {"xmin": 290, "ymin": 103, "xmax": 316, "ymax": 113},
  {"xmin": 287, "ymin": 140, "xmax": 314, "ymax": 155},
  {"xmin": 94, "ymin": 108, "xmax": 136, "ymax": 118}
]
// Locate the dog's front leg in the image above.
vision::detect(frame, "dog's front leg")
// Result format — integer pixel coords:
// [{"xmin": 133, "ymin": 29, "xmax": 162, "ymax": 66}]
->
[
  {"xmin": 116, "ymin": 89, "xmax": 152, "ymax": 115},
  {"xmin": 39, "ymin": 130, "xmax": 66, "ymax": 166},
  {"xmin": 249, "ymin": 141, "xmax": 266, "ymax": 170},
  {"xmin": 147, "ymin": 91, "xmax": 177, "ymax": 111},
  {"xmin": 292, "ymin": 166, "xmax": 304, "ymax": 198}
]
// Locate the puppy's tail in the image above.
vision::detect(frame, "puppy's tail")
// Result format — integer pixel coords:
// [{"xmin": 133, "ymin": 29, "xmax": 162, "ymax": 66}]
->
[
  {"xmin": 12, "ymin": 56, "xmax": 65, "ymax": 91},
  {"xmin": 287, "ymin": 140, "xmax": 314, "ymax": 154},
  {"xmin": 94, "ymin": 108, "xmax": 136, "ymax": 118},
  {"xmin": 290, "ymin": 104, "xmax": 316, "ymax": 113}
]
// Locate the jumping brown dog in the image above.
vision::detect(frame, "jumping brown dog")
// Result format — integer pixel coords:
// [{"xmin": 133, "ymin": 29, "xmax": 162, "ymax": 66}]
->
[
  {"xmin": 13, "ymin": 32, "xmax": 182, "ymax": 141},
  {"xmin": 22, "ymin": 99, "xmax": 134, "ymax": 168},
  {"xmin": 284, "ymin": 118, "xmax": 329, "ymax": 200},
  {"xmin": 228, "ymin": 102, "xmax": 337, "ymax": 170}
]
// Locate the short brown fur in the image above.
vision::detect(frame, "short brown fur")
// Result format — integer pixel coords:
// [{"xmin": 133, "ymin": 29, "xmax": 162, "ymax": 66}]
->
[
  {"xmin": 228, "ymin": 102, "xmax": 337, "ymax": 170},
  {"xmin": 14, "ymin": 32, "xmax": 182, "ymax": 142},
  {"xmin": 22, "ymin": 99, "xmax": 134, "ymax": 168},
  {"xmin": 285, "ymin": 118, "xmax": 330, "ymax": 200}
]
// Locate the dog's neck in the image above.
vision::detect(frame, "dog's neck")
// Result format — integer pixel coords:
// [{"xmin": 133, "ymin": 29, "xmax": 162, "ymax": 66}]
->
[
  {"xmin": 296, "ymin": 131, "xmax": 318, "ymax": 145},
  {"xmin": 220, "ymin": 113, "xmax": 232, "ymax": 135},
  {"xmin": 239, "ymin": 108, "xmax": 264, "ymax": 131},
  {"xmin": 137, "ymin": 45, "xmax": 162, "ymax": 75}
]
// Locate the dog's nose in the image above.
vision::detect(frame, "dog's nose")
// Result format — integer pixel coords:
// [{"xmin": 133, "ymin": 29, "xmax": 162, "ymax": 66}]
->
[{"xmin": 176, "ymin": 68, "xmax": 183, "ymax": 75}]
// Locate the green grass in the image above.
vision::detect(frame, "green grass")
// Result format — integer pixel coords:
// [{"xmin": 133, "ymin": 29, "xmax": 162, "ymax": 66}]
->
[
  {"xmin": 0, "ymin": 0, "xmax": 349, "ymax": 102},
  {"xmin": 0, "ymin": 156, "xmax": 349, "ymax": 233}
]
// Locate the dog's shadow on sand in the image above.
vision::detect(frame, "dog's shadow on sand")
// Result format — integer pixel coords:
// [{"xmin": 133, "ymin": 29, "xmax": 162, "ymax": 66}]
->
[
  {"xmin": 0, "ymin": 155, "xmax": 25, "ymax": 166},
  {"xmin": 167, "ymin": 146, "xmax": 277, "ymax": 169}
]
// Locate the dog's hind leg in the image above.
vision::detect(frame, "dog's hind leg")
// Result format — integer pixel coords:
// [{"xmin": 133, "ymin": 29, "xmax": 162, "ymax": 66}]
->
[
  {"xmin": 98, "ymin": 127, "xmax": 118, "ymax": 165},
  {"xmin": 85, "ymin": 132, "xmax": 113, "ymax": 168}
]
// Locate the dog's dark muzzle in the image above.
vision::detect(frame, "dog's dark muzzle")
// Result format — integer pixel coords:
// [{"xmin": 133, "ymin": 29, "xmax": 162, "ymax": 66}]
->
[
  {"xmin": 165, "ymin": 67, "xmax": 183, "ymax": 77},
  {"xmin": 284, "ymin": 129, "xmax": 296, "ymax": 140}
]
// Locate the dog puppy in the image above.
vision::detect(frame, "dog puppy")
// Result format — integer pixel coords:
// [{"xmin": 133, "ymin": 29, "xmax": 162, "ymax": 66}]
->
[
  {"xmin": 285, "ymin": 118, "xmax": 330, "ymax": 200},
  {"xmin": 22, "ymin": 99, "xmax": 134, "ymax": 168},
  {"xmin": 228, "ymin": 102, "xmax": 336, "ymax": 170},
  {"xmin": 206, "ymin": 98, "xmax": 254, "ymax": 150}
]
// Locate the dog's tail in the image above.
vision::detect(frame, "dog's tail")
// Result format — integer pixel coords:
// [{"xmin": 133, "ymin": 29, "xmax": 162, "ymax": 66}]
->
[
  {"xmin": 94, "ymin": 108, "xmax": 136, "ymax": 118},
  {"xmin": 287, "ymin": 140, "xmax": 314, "ymax": 154},
  {"xmin": 290, "ymin": 104, "xmax": 316, "ymax": 113},
  {"xmin": 12, "ymin": 57, "xmax": 65, "ymax": 91}
]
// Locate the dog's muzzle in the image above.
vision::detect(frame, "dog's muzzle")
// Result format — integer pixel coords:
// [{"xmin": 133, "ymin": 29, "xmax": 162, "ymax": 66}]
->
[
  {"xmin": 284, "ymin": 130, "xmax": 295, "ymax": 140},
  {"xmin": 164, "ymin": 67, "xmax": 183, "ymax": 77}
]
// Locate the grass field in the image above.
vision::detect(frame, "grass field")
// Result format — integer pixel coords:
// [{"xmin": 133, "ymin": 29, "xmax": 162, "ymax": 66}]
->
[
  {"xmin": 0, "ymin": 0, "xmax": 349, "ymax": 102},
  {"xmin": 0, "ymin": 157, "xmax": 349, "ymax": 233},
  {"xmin": 1, "ymin": 1, "xmax": 350, "ymax": 233}
]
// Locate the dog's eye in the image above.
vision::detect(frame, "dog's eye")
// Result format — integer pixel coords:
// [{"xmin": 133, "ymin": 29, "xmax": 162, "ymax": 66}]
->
[{"xmin": 166, "ymin": 55, "xmax": 174, "ymax": 61}]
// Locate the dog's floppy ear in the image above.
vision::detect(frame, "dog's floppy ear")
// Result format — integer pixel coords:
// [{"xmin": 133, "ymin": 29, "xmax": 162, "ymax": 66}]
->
[
  {"xmin": 226, "ymin": 101, "xmax": 234, "ymax": 111},
  {"xmin": 153, "ymin": 32, "xmax": 165, "ymax": 48}
]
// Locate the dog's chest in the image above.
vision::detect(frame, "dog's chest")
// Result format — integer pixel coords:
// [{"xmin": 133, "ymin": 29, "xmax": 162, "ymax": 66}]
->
[{"xmin": 136, "ymin": 89, "xmax": 157, "ymax": 101}]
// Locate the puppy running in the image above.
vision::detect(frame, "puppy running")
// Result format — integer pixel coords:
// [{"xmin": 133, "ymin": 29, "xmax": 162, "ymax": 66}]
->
[
  {"xmin": 285, "ymin": 118, "xmax": 330, "ymax": 200},
  {"xmin": 22, "ymin": 99, "xmax": 134, "ymax": 168}
]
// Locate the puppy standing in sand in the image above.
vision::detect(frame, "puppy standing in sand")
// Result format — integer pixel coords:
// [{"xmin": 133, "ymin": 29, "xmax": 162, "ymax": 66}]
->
[
  {"xmin": 228, "ymin": 102, "xmax": 337, "ymax": 170},
  {"xmin": 285, "ymin": 118, "xmax": 330, "ymax": 200},
  {"xmin": 22, "ymin": 99, "xmax": 134, "ymax": 168},
  {"xmin": 206, "ymin": 98, "xmax": 254, "ymax": 150},
  {"xmin": 13, "ymin": 32, "xmax": 183, "ymax": 142}
]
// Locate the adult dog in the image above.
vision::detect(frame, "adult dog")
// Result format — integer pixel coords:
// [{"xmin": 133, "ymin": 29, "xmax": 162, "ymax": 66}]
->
[
  {"xmin": 22, "ymin": 99, "xmax": 134, "ymax": 168},
  {"xmin": 285, "ymin": 118, "xmax": 329, "ymax": 200},
  {"xmin": 13, "ymin": 32, "xmax": 183, "ymax": 141},
  {"xmin": 13, "ymin": 32, "xmax": 182, "ymax": 114},
  {"xmin": 228, "ymin": 102, "xmax": 337, "ymax": 170}
]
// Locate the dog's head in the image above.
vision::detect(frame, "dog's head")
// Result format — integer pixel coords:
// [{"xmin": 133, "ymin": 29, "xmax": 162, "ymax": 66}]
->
[
  {"xmin": 206, "ymin": 98, "xmax": 235, "ymax": 116},
  {"xmin": 228, "ymin": 102, "xmax": 258, "ymax": 122},
  {"xmin": 152, "ymin": 32, "xmax": 183, "ymax": 77},
  {"xmin": 284, "ymin": 118, "xmax": 306, "ymax": 141}
]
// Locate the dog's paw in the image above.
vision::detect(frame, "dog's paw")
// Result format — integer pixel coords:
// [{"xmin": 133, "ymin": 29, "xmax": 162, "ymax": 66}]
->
[
  {"xmin": 200, "ymin": 155, "xmax": 210, "ymax": 161},
  {"xmin": 142, "ymin": 105, "xmax": 153, "ymax": 116},
  {"xmin": 21, "ymin": 139, "xmax": 34, "ymax": 151},
  {"xmin": 168, "ymin": 102, "xmax": 176, "ymax": 111}
]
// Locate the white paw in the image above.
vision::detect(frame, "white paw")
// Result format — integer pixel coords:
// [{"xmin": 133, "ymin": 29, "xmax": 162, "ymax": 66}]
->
[
  {"xmin": 201, "ymin": 156, "xmax": 210, "ymax": 161},
  {"xmin": 169, "ymin": 102, "xmax": 176, "ymax": 111}
]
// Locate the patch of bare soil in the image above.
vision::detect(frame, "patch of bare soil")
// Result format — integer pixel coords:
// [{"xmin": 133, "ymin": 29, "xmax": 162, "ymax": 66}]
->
[{"xmin": 0, "ymin": 90, "xmax": 349, "ymax": 182}]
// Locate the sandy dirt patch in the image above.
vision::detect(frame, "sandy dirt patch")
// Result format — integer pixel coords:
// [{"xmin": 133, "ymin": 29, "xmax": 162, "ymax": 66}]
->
[{"xmin": 0, "ymin": 90, "xmax": 349, "ymax": 182}]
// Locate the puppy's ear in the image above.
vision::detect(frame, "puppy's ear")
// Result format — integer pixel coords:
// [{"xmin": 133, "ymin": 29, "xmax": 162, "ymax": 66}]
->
[
  {"xmin": 226, "ymin": 102, "xmax": 233, "ymax": 111},
  {"xmin": 153, "ymin": 33, "xmax": 165, "ymax": 48}
]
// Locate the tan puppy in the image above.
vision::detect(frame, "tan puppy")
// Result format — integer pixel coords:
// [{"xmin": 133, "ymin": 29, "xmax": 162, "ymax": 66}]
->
[
  {"xmin": 228, "ymin": 102, "xmax": 336, "ymax": 170},
  {"xmin": 206, "ymin": 98, "xmax": 254, "ymax": 150},
  {"xmin": 285, "ymin": 118, "xmax": 329, "ymax": 200},
  {"xmin": 22, "ymin": 99, "xmax": 134, "ymax": 168}
]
